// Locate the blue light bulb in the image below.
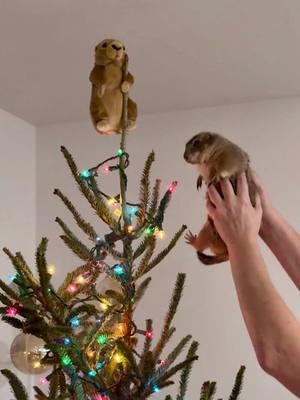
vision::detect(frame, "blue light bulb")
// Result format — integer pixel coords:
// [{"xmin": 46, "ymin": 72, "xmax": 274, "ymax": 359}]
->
[
  {"xmin": 96, "ymin": 362, "xmax": 103, "ymax": 370},
  {"xmin": 153, "ymin": 385, "xmax": 160, "ymax": 393},
  {"xmin": 8, "ymin": 274, "xmax": 16, "ymax": 282},
  {"xmin": 88, "ymin": 370, "xmax": 97, "ymax": 377},
  {"xmin": 129, "ymin": 206, "xmax": 138, "ymax": 216},
  {"xmin": 80, "ymin": 170, "xmax": 91, "ymax": 179},
  {"xmin": 70, "ymin": 316, "xmax": 80, "ymax": 328},
  {"xmin": 114, "ymin": 264, "xmax": 124, "ymax": 275},
  {"xmin": 64, "ymin": 337, "xmax": 71, "ymax": 346}
]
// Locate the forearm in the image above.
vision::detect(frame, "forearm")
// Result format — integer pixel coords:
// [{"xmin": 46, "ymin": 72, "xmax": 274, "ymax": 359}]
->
[
  {"xmin": 228, "ymin": 240, "xmax": 300, "ymax": 396},
  {"xmin": 260, "ymin": 209, "xmax": 300, "ymax": 290}
]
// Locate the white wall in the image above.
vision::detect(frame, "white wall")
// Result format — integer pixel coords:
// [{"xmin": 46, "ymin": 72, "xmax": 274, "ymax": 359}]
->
[
  {"xmin": 36, "ymin": 97, "xmax": 300, "ymax": 399},
  {"xmin": 0, "ymin": 109, "xmax": 36, "ymax": 397}
]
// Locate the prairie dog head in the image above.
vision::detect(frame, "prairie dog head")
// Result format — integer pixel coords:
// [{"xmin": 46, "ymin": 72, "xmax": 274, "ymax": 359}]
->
[
  {"xmin": 94, "ymin": 39, "xmax": 126, "ymax": 66},
  {"xmin": 184, "ymin": 132, "xmax": 221, "ymax": 164}
]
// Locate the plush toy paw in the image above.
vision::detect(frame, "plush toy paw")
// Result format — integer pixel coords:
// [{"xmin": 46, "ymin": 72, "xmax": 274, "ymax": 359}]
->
[
  {"xmin": 121, "ymin": 81, "xmax": 130, "ymax": 94},
  {"xmin": 97, "ymin": 85, "xmax": 106, "ymax": 98},
  {"xmin": 184, "ymin": 230, "xmax": 197, "ymax": 246},
  {"xmin": 127, "ymin": 119, "xmax": 136, "ymax": 130},
  {"xmin": 96, "ymin": 119, "xmax": 111, "ymax": 134}
]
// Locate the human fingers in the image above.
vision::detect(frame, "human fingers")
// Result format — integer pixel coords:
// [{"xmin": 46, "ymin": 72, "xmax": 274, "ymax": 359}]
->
[
  {"xmin": 206, "ymin": 195, "xmax": 216, "ymax": 218},
  {"xmin": 254, "ymin": 191, "xmax": 263, "ymax": 217},
  {"xmin": 237, "ymin": 172, "xmax": 250, "ymax": 202},
  {"xmin": 207, "ymin": 184, "xmax": 223, "ymax": 207},
  {"xmin": 249, "ymin": 167, "xmax": 264, "ymax": 195},
  {"xmin": 220, "ymin": 178, "xmax": 235, "ymax": 201}
]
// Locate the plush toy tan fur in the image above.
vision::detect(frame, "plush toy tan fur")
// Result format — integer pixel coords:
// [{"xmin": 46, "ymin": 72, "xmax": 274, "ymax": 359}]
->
[{"xmin": 89, "ymin": 39, "xmax": 137, "ymax": 135}]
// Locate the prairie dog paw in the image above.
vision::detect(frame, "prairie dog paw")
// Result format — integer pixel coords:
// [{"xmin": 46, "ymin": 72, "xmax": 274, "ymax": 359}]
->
[
  {"xmin": 184, "ymin": 230, "xmax": 197, "ymax": 246},
  {"xmin": 97, "ymin": 85, "xmax": 106, "ymax": 98}
]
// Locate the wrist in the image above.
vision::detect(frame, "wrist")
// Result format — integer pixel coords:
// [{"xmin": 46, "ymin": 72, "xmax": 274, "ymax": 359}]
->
[
  {"xmin": 227, "ymin": 237, "xmax": 259, "ymax": 258},
  {"xmin": 260, "ymin": 207, "xmax": 280, "ymax": 239}
]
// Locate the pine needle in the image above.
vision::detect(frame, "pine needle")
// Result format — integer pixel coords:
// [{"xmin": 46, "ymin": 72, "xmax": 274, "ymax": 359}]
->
[
  {"xmin": 200, "ymin": 381, "xmax": 217, "ymax": 400},
  {"xmin": 177, "ymin": 341, "xmax": 199, "ymax": 400},
  {"xmin": 136, "ymin": 151, "xmax": 155, "ymax": 228},
  {"xmin": 228, "ymin": 366, "xmax": 246, "ymax": 400},
  {"xmin": 135, "ymin": 277, "xmax": 152, "ymax": 304},
  {"xmin": 143, "ymin": 225, "xmax": 187, "ymax": 276},
  {"xmin": 60, "ymin": 146, "xmax": 118, "ymax": 231},
  {"xmin": 54, "ymin": 188, "xmax": 97, "ymax": 241},
  {"xmin": 153, "ymin": 273, "xmax": 186, "ymax": 360},
  {"xmin": 1, "ymin": 369, "xmax": 28, "ymax": 400}
]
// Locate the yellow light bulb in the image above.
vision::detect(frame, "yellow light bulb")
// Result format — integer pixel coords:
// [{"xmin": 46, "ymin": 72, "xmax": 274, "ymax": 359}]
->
[
  {"xmin": 76, "ymin": 275, "xmax": 85, "ymax": 284},
  {"xmin": 107, "ymin": 198, "xmax": 116, "ymax": 206},
  {"xmin": 154, "ymin": 228, "xmax": 165, "ymax": 239},
  {"xmin": 86, "ymin": 349, "xmax": 95, "ymax": 358},
  {"xmin": 127, "ymin": 226, "xmax": 134, "ymax": 233},
  {"xmin": 100, "ymin": 300, "xmax": 111, "ymax": 311},
  {"xmin": 47, "ymin": 264, "xmax": 56, "ymax": 275},
  {"xmin": 114, "ymin": 352, "xmax": 123, "ymax": 363},
  {"xmin": 114, "ymin": 209, "xmax": 122, "ymax": 218},
  {"xmin": 158, "ymin": 230, "xmax": 165, "ymax": 239},
  {"xmin": 115, "ymin": 323, "xmax": 127, "ymax": 336},
  {"xmin": 33, "ymin": 361, "xmax": 41, "ymax": 369}
]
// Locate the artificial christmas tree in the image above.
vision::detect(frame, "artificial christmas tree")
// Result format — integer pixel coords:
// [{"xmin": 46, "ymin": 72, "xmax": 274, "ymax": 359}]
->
[{"xmin": 0, "ymin": 39, "xmax": 245, "ymax": 400}]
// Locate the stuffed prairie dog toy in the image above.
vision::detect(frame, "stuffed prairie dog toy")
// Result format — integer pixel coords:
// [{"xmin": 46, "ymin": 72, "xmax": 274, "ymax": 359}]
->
[
  {"xmin": 183, "ymin": 132, "xmax": 257, "ymax": 265},
  {"xmin": 89, "ymin": 38, "xmax": 138, "ymax": 134}
]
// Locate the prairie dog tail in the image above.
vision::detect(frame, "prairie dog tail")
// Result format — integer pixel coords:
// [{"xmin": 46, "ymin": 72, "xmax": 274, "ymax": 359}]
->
[{"xmin": 197, "ymin": 251, "xmax": 229, "ymax": 265}]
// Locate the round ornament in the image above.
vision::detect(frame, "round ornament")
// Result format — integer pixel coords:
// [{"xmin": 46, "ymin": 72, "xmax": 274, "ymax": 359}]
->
[{"xmin": 10, "ymin": 333, "xmax": 51, "ymax": 375}]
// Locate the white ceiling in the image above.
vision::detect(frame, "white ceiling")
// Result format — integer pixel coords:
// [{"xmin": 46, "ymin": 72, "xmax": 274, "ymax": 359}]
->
[{"xmin": 1, "ymin": 0, "xmax": 300, "ymax": 125}]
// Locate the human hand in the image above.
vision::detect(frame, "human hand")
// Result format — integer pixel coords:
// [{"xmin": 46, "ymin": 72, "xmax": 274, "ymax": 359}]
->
[
  {"xmin": 248, "ymin": 167, "xmax": 276, "ymax": 233},
  {"xmin": 206, "ymin": 173, "xmax": 262, "ymax": 251}
]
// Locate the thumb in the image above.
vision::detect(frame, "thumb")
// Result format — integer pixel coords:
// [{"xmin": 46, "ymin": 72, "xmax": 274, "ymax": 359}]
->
[
  {"xmin": 206, "ymin": 196, "xmax": 216, "ymax": 218},
  {"xmin": 249, "ymin": 167, "xmax": 263, "ymax": 193}
]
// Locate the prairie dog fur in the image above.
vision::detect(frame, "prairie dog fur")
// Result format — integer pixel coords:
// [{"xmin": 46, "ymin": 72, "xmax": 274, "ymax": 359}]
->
[{"xmin": 183, "ymin": 132, "xmax": 257, "ymax": 265}]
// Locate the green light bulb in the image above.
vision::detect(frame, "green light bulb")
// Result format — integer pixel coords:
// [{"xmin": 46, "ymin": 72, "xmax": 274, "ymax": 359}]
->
[
  {"xmin": 97, "ymin": 334, "xmax": 107, "ymax": 345},
  {"xmin": 61, "ymin": 355, "xmax": 72, "ymax": 366}
]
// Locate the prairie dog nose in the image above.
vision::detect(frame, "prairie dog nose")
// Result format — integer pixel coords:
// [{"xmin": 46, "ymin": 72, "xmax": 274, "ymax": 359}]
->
[{"xmin": 112, "ymin": 44, "xmax": 122, "ymax": 51}]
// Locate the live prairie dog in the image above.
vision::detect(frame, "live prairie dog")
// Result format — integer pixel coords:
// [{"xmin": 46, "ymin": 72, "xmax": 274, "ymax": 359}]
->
[{"xmin": 183, "ymin": 132, "xmax": 257, "ymax": 265}]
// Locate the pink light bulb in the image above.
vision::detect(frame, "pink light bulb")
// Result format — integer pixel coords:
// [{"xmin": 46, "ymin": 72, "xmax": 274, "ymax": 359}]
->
[
  {"xmin": 40, "ymin": 378, "xmax": 48, "ymax": 385},
  {"xmin": 94, "ymin": 395, "xmax": 108, "ymax": 400},
  {"xmin": 96, "ymin": 261, "xmax": 105, "ymax": 271},
  {"xmin": 100, "ymin": 165, "xmax": 110, "ymax": 174},
  {"xmin": 68, "ymin": 284, "xmax": 77, "ymax": 293},
  {"xmin": 6, "ymin": 306, "xmax": 17, "ymax": 316},
  {"xmin": 145, "ymin": 331, "xmax": 153, "ymax": 339},
  {"xmin": 167, "ymin": 181, "xmax": 178, "ymax": 193}
]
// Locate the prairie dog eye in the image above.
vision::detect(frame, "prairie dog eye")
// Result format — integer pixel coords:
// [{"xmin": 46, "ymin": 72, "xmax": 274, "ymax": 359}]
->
[
  {"xmin": 102, "ymin": 42, "xmax": 108, "ymax": 48},
  {"xmin": 193, "ymin": 139, "xmax": 201, "ymax": 148}
]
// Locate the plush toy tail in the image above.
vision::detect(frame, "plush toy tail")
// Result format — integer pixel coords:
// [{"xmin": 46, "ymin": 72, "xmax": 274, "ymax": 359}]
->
[{"xmin": 197, "ymin": 251, "xmax": 229, "ymax": 265}]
